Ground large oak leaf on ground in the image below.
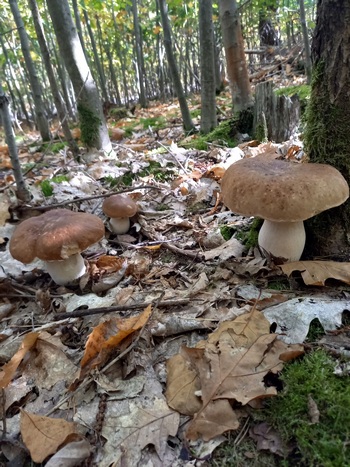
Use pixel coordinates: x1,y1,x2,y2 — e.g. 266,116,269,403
166,308,303,440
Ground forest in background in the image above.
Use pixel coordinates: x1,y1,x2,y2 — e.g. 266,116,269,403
0,0,314,127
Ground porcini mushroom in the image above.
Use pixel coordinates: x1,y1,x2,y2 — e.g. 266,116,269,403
102,193,138,234
221,158,349,262
9,209,105,285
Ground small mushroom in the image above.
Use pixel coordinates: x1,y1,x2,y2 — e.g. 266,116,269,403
9,209,105,285
102,193,138,234
221,158,349,262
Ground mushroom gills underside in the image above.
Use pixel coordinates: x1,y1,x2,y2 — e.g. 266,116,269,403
44,253,86,285
258,219,306,262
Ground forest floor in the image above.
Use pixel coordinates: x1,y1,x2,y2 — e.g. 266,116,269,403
0,85,350,466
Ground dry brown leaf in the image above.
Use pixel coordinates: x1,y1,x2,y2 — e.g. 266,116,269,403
166,354,202,416
166,308,304,441
0,333,39,389
80,304,152,370
20,410,77,463
281,260,350,286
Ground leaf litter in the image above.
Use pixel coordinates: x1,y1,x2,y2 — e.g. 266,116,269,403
0,100,350,464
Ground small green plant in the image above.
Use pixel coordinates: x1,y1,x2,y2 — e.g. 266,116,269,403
52,175,69,183
138,160,174,182
190,109,201,119
40,179,54,197
105,175,121,188
140,116,167,130
41,141,66,153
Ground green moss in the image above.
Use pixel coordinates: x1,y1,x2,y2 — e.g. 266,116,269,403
190,109,201,119
255,112,268,143
77,104,101,148
51,175,69,183
139,116,167,130
305,319,326,342
41,141,66,153
212,437,278,466
40,179,54,197
235,218,263,249
182,119,238,150
220,225,235,241
109,107,128,119
275,84,310,100
264,350,350,466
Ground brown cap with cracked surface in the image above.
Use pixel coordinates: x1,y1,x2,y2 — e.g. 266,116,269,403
9,209,105,263
221,158,349,222
102,194,137,218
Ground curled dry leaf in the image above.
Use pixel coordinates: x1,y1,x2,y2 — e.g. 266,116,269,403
281,260,350,286
0,332,39,389
79,304,152,376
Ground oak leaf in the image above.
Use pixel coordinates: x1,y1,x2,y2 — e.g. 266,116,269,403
281,260,350,286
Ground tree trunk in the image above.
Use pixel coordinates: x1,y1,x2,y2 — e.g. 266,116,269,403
199,0,216,133
132,0,147,107
158,0,194,132
0,85,30,202
298,0,312,84
46,0,113,156
9,0,51,141
81,0,109,103
219,0,252,114
27,0,79,157
304,0,350,259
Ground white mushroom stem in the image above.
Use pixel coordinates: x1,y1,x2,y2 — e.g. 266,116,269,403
109,217,130,234
258,220,306,262
44,253,86,285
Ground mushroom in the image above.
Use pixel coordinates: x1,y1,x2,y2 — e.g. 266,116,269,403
102,193,138,234
9,209,105,285
221,158,349,262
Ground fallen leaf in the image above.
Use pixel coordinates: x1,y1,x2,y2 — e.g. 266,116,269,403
281,260,350,286
166,308,303,441
80,305,152,371
0,333,39,389
45,437,91,467
249,422,287,456
20,410,77,463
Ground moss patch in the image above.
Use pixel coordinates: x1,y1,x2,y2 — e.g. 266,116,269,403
264,350,350,466
77,104,101,148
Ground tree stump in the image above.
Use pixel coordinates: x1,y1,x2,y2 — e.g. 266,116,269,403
254,81,301,142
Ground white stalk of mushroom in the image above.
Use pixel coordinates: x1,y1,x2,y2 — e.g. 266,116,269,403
221,158,349,262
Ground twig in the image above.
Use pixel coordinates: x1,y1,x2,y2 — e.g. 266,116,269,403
51,298,192,321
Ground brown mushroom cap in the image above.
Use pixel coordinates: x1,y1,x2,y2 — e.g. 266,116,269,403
102,194,138,218
9,209,105,263
221,158,349,222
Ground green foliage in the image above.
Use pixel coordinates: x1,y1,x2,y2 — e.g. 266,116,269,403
41,141,66,153
40,179,54,197
77,104,101,148
183,120,238,150
264,350,350,466
40,175,69,197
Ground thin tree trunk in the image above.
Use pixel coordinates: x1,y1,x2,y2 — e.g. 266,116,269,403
199,0,217,133
0,85,30,202
132,0,147,107
298,0,312,84
158,0,194,131
46,0,113,156
72,0,88,61
219,0,252,114
80,0,108,102
27,0,79,157
9,0,51,141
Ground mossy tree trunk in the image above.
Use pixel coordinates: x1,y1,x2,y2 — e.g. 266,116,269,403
304,0,350,259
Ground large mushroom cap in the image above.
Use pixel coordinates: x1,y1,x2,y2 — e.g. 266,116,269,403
102,194,138,218
9,209,105,263
221,158,349,222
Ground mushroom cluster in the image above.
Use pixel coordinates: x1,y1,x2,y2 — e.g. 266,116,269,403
102,193,138,234
221,158,349,262
9,209,105,285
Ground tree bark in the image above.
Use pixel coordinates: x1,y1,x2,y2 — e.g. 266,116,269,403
199,0,216,133
0,85,30,202
304,0,350,259
298,0,312,84
46,0,113,156
158,0,194,132
219,0,252,114
28,0,79,157
9,0,51,141
132,0,147,107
